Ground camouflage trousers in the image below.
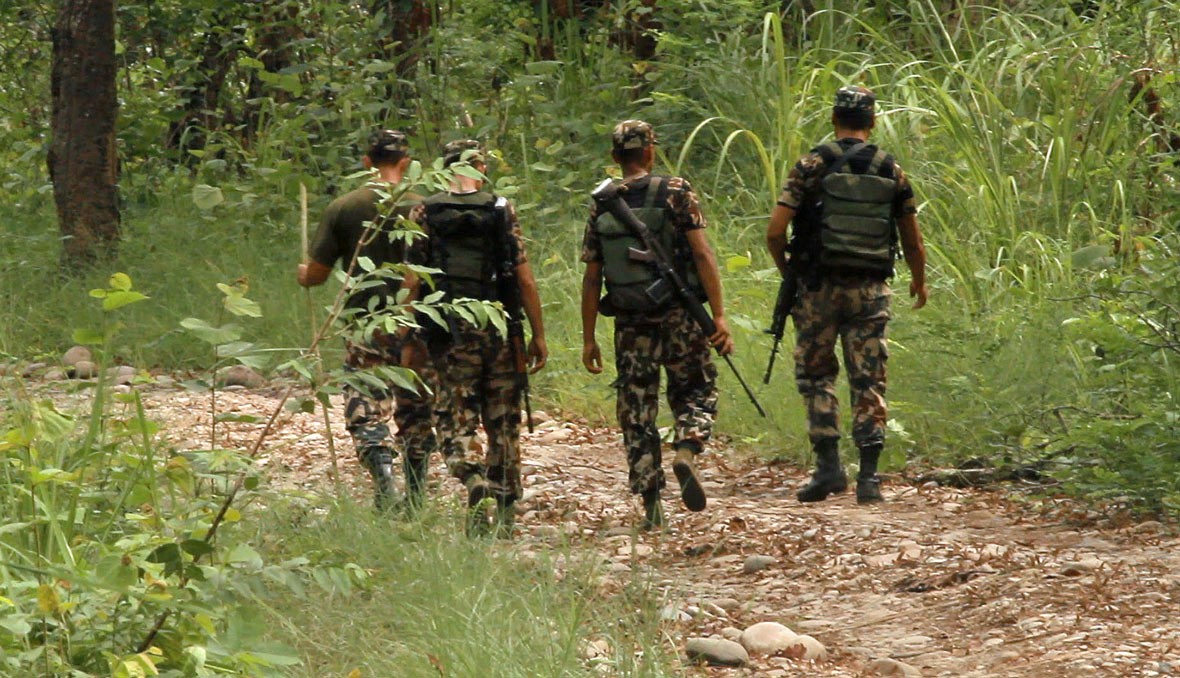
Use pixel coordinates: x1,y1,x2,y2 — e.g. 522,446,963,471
791,273,891,448
343,331,437,467
428,320,523,503
613,306,718,495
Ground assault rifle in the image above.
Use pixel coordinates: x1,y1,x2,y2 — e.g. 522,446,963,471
763,268,797,384
494,197,535,433
591,179,767,418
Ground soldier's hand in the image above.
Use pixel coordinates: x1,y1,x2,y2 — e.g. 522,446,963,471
710,316,735,356
528,336,548,374
910,280,928,310
582,341,603,374
298,260,331,287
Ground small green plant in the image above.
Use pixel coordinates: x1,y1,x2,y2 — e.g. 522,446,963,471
0,274,375,676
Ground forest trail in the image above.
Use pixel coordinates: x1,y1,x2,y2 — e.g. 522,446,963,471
140,384,1180,678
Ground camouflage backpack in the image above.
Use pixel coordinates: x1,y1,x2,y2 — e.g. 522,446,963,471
815,141,898,274
595,176,702,313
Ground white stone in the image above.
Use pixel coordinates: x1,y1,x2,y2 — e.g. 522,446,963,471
865,658,922,676
62,346,92,367
789,634,827,661
720,627,743,642
710,597,741,611
743,554,777,574
739,621,798,655
217,365,264,388
685,637,749,667
107,365,137,385
71,361,98,379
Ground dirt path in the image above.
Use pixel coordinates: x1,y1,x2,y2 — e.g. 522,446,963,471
139,384,1179,678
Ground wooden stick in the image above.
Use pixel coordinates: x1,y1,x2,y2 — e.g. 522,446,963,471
300,182,340,487
299,182,309,263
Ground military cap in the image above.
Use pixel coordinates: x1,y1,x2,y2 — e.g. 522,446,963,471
611,119,658,151
442,138,484,166
833,86,876,113
368,129,410,157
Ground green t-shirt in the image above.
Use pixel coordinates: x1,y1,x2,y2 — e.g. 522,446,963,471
308,182,421,314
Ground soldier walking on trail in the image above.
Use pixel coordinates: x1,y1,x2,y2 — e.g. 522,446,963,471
297,129,436,512
580,120,734,530
402,140,547,537
765,86,928,504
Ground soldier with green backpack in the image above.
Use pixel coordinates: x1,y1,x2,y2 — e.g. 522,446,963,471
402,140,547,537
765,86,928,504
581,120,734,530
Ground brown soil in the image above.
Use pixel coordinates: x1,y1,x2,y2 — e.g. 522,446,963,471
138,384,1179,678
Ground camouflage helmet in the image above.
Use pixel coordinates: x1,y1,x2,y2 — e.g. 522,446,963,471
442,139,484,166
611,119,658,151
833,85,876,113
367,129,410,159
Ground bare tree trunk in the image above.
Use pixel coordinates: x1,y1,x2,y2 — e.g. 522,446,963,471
50,0,120,267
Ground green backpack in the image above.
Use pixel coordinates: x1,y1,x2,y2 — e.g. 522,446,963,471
423,191,505,301
595,177,701,313
817,141,898,274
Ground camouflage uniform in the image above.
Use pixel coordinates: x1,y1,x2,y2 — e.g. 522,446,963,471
408,193,529,503
582,174,718,496
306,130,436,477
778,130,916,451
342,332,437,468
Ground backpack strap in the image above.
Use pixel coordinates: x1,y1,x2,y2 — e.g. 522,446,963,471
824,142,868,176
642,176,663,208
867,149,888,176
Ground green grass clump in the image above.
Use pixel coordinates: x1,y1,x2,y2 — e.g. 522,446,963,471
252,500,676,677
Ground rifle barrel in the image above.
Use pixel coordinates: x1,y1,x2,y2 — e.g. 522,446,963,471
723,354,767,418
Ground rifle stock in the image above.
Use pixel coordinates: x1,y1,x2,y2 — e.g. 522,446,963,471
592,179,766,418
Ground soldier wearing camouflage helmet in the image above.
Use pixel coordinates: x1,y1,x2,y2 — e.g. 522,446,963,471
402,139,547,537
297,129,437,512
765,86,928,504
581,120,734,530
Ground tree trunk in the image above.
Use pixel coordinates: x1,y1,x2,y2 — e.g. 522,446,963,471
372,0,435,115
165,14,243,157
50,0,120,267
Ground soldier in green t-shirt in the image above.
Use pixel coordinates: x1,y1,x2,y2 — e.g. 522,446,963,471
297,129,436,511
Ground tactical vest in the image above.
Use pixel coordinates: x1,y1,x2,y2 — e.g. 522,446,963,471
815,141,898,274
423,191,504,301
595,176,702,314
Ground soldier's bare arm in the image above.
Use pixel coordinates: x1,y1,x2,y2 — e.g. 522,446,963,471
580,261,604,374
515,260,548,373
684,229,734,356
766,203,795,277
896,213,928,309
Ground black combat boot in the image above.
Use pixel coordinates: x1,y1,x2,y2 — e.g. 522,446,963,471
361,446,397,512
856,443,884,504
672,444,707,512
493,497,516,540
641,489,665,531
464,473,493,537
796,438,848,503
402,454,429,512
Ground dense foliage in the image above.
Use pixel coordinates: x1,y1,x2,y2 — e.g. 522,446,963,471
2,0,1180,673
